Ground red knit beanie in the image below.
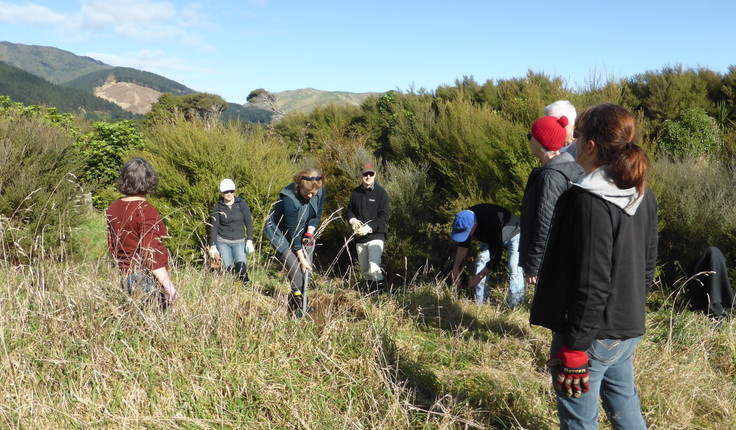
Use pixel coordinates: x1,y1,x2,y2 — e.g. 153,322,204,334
531,116,569,151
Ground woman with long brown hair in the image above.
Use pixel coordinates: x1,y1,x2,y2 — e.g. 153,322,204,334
530,104,658,429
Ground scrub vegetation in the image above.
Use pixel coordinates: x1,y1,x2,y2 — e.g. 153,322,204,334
2,64,736,428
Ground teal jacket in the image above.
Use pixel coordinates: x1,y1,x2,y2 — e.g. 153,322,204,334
264,183,325,254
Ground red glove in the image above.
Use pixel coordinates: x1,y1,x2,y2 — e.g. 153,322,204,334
301,231,314,247
547,346,590,398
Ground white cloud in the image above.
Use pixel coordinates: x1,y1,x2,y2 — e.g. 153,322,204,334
86,49,214,75
0,1,66,25
0,0,212,50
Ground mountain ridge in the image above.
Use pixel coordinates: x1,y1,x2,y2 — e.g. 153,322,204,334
0,41,381,118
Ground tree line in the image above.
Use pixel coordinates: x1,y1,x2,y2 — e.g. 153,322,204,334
2,64,736,286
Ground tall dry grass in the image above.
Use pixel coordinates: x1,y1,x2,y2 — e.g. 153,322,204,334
2,250,736,429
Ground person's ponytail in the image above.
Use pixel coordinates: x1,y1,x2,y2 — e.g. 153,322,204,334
608,142,650,195
576,103,650,194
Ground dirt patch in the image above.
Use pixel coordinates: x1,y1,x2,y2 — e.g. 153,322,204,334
304,290,367,326
94,82,162,114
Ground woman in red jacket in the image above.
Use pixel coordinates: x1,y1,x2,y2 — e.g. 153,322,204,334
530,104,658,429
106,157,178,309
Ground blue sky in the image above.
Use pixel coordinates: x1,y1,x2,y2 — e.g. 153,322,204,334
1,0,734,103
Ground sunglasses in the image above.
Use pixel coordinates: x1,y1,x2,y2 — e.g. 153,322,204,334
362,172,375,177
222,190,235,194
301,176,323,182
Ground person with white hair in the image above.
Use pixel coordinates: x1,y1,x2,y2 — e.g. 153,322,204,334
545,100,577,156
520,115,584,287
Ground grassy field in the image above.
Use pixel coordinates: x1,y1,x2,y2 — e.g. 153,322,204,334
1,249,735,429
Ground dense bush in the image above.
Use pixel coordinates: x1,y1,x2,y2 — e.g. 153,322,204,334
0,114,86,264
651,156,736,282
657,107,722,160
75,120,146,207
142,119,295,264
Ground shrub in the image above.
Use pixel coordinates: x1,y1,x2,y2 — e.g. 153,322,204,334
658,107,722,160
142,119,295,264
652,156,736,283
75,120,146,207
0,115,86,264
380,161,447,281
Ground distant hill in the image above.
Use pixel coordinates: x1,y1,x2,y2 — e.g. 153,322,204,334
0,61,133,120
0,41,111,85
65,66,198,115
1,41,381,120
274,88,380,113
63,66,196,95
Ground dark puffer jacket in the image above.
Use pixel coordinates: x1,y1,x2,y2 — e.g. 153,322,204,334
519,152,584,277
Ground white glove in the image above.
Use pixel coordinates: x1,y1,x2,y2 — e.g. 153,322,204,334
356,224,373,237
349,218,362,232
209,245,220,259
245,240,255,255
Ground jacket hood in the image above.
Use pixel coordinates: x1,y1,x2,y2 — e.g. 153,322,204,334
574,166,644,215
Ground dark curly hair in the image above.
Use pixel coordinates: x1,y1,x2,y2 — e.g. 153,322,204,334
115,157,159,196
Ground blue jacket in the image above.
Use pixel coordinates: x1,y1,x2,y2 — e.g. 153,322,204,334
264,183,325,254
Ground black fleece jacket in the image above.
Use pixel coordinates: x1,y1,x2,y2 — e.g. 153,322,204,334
529,187,658,351
209,196,254,245
346,183,390,243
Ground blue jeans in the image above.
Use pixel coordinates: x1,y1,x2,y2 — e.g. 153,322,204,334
475,233,525,307
551,333,646,430
216,240,247,269
124,272,165,309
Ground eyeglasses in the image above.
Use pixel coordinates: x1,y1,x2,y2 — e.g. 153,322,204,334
222,190,235,194
362,172,375,177
301,176,323,182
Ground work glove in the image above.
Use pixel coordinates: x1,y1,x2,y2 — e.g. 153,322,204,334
245,240,255,255
208,245,220,259
356,224,373,237
547,346,590,398
302,231,314,247
349,217,362,232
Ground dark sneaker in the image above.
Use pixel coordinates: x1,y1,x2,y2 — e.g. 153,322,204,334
289,290,304,317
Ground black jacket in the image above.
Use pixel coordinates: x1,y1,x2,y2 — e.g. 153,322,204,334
346,183,390,243
529,187,658,351
519,152,584,276
209,196,253,245
459,204,520,270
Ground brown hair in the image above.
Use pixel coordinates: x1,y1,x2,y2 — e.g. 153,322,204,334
115,157,159,196
293,168,325,193
576,103,650,194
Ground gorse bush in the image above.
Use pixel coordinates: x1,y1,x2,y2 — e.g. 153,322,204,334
142,119,295,264
0,113,86,264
